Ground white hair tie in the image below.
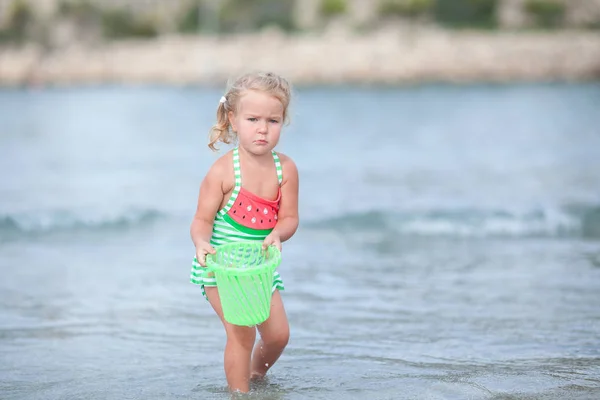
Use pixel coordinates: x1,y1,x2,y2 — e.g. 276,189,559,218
219,96,227,104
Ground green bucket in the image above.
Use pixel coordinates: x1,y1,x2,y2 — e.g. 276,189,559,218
205,241,281,327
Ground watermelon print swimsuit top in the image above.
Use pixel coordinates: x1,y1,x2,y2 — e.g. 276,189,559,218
190,147,285,300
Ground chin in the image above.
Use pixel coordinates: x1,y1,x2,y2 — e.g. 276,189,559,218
252,146,274,156
242,143,276,155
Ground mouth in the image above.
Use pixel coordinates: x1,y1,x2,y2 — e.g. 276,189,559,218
254,140,268,145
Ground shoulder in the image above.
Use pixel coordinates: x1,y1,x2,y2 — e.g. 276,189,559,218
275,151,296,168
204,150,234,186
207,150,233,174
275,151,298,182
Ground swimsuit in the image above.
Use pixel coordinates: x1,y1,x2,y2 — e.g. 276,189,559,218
190,147,285,300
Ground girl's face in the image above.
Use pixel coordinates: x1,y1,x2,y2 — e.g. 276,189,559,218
229,90,284,156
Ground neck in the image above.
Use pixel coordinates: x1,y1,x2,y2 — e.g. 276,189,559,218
237,146,273,166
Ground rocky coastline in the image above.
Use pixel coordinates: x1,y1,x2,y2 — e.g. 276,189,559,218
1,27,599,87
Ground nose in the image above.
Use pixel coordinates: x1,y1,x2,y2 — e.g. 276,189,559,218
257,120,267,134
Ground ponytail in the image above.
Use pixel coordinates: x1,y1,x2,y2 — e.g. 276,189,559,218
208,100,234,151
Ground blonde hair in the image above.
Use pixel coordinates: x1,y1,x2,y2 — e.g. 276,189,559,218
208,71,292,151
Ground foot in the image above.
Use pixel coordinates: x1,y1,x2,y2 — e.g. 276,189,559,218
249,373,269,391
250,371,266,381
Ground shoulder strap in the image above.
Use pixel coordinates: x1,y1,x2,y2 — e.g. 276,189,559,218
272,151,283,185
233,147,242,188
218,147,242,216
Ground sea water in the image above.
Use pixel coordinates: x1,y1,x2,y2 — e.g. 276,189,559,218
1,83,599,399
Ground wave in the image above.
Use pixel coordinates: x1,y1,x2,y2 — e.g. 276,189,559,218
5,204,598,241
305,204,600,239
0,208,165,239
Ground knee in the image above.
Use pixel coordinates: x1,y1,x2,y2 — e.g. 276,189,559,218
264,325,290,349
226,327,256,352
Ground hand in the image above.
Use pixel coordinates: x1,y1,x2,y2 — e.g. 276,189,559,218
262,231,282,253
195,242,216,267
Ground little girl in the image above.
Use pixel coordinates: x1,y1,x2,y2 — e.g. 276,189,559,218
189,71,299,393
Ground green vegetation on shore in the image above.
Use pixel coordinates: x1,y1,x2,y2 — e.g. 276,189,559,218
0,0,595,47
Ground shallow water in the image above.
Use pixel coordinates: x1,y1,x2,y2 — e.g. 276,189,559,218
1,83,600,399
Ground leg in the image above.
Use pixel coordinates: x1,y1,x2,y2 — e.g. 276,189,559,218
251,290,290,379
205,286,256,393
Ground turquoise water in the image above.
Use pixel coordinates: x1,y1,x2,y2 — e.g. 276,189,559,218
1,83,600,399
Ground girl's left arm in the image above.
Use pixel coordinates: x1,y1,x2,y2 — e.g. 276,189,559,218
272,154,299,242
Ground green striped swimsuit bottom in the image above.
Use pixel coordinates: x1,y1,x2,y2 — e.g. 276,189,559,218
190,147,285,300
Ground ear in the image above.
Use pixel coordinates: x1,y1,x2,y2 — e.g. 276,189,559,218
228,111,237,133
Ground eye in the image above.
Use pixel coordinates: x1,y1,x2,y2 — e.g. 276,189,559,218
269,119,280,124
248,117,257,122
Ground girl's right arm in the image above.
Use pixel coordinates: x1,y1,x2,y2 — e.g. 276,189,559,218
190,160,226,264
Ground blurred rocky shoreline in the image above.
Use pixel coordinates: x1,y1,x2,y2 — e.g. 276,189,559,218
1,27,599,86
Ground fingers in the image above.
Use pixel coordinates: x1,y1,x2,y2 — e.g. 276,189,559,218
196,251,207,267
262,239,274,250
196,244,216,267
262,238,282,252
200,244,216,255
